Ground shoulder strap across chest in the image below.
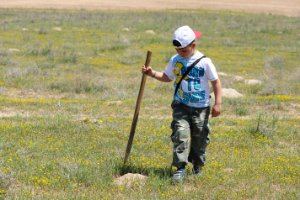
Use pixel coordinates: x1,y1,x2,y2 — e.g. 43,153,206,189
174,55,206,97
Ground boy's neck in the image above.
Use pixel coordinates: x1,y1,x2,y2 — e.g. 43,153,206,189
183,49,198,59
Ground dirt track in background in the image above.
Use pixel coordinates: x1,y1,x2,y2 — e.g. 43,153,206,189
0,0,299,17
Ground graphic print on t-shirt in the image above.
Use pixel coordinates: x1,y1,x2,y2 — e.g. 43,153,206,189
173,60,205,104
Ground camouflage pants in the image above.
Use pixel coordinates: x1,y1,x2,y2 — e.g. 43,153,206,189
170,100,210,168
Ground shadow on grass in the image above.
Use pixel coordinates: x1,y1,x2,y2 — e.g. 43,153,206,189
118,164,172,178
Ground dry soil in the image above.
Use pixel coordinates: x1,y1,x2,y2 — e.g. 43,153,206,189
0,0,299,16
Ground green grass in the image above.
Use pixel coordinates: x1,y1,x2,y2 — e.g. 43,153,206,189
0,8,299,199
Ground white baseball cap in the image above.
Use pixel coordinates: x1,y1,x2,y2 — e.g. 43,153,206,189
173,25,202,49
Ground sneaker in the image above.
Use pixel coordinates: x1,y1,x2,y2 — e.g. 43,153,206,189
172,168,186,183
192,165,202,176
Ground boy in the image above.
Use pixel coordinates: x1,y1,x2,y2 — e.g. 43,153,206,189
142,25,222,183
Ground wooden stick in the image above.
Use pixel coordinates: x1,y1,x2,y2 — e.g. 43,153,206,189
123,50,152,165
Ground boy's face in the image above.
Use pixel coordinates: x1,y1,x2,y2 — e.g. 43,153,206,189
175,43,195,59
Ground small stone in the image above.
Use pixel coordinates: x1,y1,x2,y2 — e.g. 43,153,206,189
218,72,228,76
114,173,147,187
8,48,20,53
245,79,262,85
211,88,243,99
233,75,244,81
122,27,130,32
53,27,62,31
145,30,156,35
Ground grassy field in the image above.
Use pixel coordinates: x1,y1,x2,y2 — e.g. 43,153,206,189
0,8,299,199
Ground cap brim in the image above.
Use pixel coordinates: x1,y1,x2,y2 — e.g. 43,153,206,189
194,31,202,39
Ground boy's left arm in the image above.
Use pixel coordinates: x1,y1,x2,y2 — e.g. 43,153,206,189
211,79,222,117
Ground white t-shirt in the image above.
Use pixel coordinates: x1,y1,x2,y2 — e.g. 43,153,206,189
164,51,218,108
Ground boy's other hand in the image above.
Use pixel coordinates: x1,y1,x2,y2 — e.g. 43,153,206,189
211,104,221,117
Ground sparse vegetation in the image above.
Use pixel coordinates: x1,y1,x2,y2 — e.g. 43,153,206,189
0,8,299,199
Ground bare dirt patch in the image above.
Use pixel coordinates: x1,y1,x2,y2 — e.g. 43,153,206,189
0,0,299,16
114,173,147,187
0,107,28,118
1,88,64,100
